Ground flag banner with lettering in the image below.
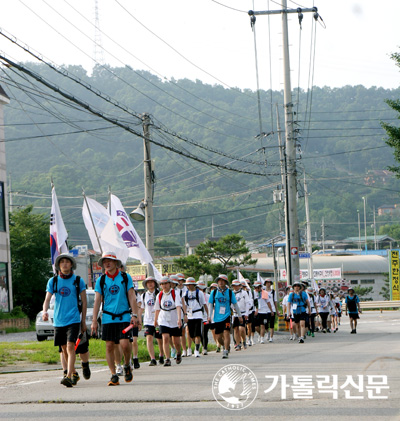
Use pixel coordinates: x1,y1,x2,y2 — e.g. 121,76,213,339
50,186,68,273
109,194,152,264
82,196,129,264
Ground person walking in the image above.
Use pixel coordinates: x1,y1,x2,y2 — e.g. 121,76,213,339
287,281,311,343
91,252,139,386
345,287,362,333
42,253,87,387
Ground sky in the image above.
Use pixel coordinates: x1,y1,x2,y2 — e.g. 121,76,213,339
0,0,399,92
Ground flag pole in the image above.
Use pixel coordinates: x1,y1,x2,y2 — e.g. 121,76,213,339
82,188,103,254
108,185,112,216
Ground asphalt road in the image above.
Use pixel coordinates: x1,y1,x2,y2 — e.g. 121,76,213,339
0,311,399,420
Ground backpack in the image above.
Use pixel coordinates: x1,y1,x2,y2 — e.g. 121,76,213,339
346,295,359,313
142,289,159,306
53,275,82,313
184,289,203,314
158,289,176,311
100,271,131,320
289,291,307,307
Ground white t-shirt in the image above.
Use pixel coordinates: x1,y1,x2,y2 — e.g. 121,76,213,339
155,290,182,328
202,292,210,321
316,295,330,313
265,288,277,312
308,293,316,314
184,289,206,320
256,290,271,314
233,289,250,317
141,290,158,326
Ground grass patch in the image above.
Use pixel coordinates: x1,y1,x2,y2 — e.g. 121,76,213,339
0,336,216,368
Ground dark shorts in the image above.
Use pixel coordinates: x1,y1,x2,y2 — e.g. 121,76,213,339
348,313,360,320
293,312,307,324
54,323,80,347
130,327,139,338
144,325,162,340
246,312,254,324
253,313,260,327
267,313,276,329
102,322,132,344
214,316,231,335
187,318,203,338
233,317,246,328
159,325,182,337
258,313,269,327
58,330,89,354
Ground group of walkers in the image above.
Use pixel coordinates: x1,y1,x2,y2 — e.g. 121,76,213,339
43,251,362,387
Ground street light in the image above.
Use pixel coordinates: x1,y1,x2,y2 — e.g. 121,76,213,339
362,196,367,253
130,201,146,222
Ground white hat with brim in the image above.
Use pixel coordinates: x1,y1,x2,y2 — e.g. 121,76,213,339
264,278,273,285
184,277,197,286
215,274,229,284
170,275,179,285
159,276,171,285
196,281,207,289
232,280,241,286
143,276,158,289
55,253,77,271
98,251,122,268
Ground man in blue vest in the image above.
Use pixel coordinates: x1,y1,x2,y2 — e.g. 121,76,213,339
208,274,242,359
42,253,87,387
91,252,139,386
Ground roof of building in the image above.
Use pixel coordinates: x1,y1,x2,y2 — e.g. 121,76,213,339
0,84,10,103
231,254,389,274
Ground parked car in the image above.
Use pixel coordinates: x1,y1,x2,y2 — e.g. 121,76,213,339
35,289,101,341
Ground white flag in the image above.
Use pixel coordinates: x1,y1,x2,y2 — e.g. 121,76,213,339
151,262,162,282
109,194,153,264
50,186,68,273
311,278,319,293
82,196,129,264
257,272,264,284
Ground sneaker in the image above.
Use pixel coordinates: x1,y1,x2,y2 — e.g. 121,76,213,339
164,358,171,367
222,350,229,359
159,356,165,365
149,359,157,366
299,338,304,344
260,338,265,344
132,358,140,369
187,349,192,357
194,350,200,358
350,329,355,334
82,364,91,380
61,376,73,387
182,350,187,357
322,329,327,333
71,372,80,385
327,328,331,333
124,365,133,383
235,344,242,351
116,364,123,376
216,346,221,353
248,339,252,347
203,350,208,355
269,338,273,343
354,329,357,334
171,348,177,359
176,353,182,364
311,332,315,337
108,374,119,386
243,342,247,350
251,338,256,346
266,333,270,341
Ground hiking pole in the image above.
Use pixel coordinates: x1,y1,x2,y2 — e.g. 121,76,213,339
122,324,134,334
75,333,83,351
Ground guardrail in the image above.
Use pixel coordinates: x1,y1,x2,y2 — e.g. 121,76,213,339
341,300,400,310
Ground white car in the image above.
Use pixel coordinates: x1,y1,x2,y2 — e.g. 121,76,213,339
35,289,101,341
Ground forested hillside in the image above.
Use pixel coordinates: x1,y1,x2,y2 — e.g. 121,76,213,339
2,62,400,250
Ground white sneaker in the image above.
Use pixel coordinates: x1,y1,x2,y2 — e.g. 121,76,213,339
222,350,229,359
269,337,273,343
116,364,123,376
182,350,187,357
251,337,255,346
187,349,192,357
203,350,208,355
266,333,270,341
194,350,200,358
260,338,265,344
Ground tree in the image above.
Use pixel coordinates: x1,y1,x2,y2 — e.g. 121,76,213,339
353,286,373,301
10,206,51,319
382,51,400,176
195,234,257,270
154,239,183,257
379,273,391,301
173,254,222,280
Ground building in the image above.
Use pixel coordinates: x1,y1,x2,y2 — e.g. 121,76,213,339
231,253,390,301
0,84,12,312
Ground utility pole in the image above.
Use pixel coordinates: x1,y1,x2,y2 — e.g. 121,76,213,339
248,4,318,282
304,174,313,278
321,217,325,253
373,205,377,250
142,113,155,276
